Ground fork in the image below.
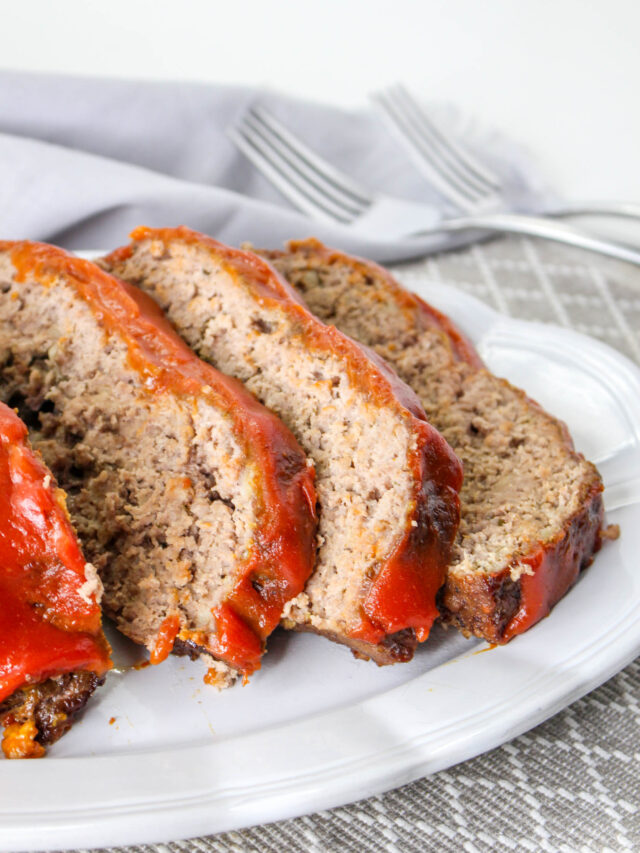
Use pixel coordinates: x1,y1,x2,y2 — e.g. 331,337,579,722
372,83,640,221
228,105,640,266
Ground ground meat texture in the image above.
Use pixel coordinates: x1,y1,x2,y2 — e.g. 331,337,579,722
0,242,317,683
102,227,463,665
261,239,605,644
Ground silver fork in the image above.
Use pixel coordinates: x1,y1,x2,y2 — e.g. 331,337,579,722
372,83,502,214
228,105,640,265
372,83,640,221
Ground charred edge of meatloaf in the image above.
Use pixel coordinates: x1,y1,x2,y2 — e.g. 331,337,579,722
437,573,522,643
285,622,418,665
172,638,240,688
440,489,604,643
0,671,104,746
171,637,210,661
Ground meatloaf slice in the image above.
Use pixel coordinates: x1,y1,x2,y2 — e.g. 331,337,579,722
0,402,111,758
260,239,605,644
0,241,317,685
102,226,463,665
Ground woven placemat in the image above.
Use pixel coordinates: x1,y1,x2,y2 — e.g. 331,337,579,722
62,236,640,853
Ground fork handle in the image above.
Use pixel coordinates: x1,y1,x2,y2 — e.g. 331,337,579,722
548,201,640,221
425,213,640,266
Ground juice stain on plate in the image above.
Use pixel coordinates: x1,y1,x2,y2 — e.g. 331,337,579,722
472,644,497,655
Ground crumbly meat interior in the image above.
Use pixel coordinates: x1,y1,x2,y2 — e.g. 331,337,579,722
105,241,416,640
0,257,259,680
267,253,600,584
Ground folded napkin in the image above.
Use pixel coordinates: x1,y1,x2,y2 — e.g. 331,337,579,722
0,72,552,262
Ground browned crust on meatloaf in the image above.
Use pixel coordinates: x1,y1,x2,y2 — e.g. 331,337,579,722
0,240,317,679
290,623,419,664
173,623,417,665
261,238,606,644
102,227,464,664
0,672,104,748
442,484,604,641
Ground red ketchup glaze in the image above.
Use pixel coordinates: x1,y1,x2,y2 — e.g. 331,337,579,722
149,614,181,665
2,240,317,678
0,403,111,704
206,604,264,675
354,423,463,645
112,228,463,651
502,486,603,641
503,546,571,641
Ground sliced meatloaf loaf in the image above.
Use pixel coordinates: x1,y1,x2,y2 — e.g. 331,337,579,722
0,402,111,758
102,226,463,665
0,241,317,685
260,239,605,644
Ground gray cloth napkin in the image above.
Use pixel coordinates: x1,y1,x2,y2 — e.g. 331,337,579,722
0,72,551,260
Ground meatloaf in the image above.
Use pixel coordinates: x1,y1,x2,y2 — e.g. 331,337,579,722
0,241,317,685
102,226,463,665
260,239,605,644
0,402,111,758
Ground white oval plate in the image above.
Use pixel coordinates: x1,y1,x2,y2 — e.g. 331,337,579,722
1,279,639,852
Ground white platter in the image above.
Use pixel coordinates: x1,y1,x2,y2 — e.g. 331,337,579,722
1,278,639,852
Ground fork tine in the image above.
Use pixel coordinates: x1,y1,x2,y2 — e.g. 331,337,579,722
244,111,367,217
391,85,502,193
374,89,482,212
228,121,356,224
378,86,486,204
390,85,501,195
250,106,373,210
242,113,366,220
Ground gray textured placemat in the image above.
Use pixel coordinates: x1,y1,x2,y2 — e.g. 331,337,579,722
61,235,640,853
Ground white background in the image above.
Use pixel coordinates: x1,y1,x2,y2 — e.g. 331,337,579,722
1,0,639,198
